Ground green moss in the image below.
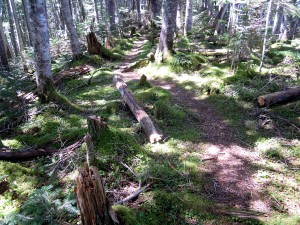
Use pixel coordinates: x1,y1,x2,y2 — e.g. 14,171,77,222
153,100,186,122
112,205,139,225
168,52,206,73
134,86,172,103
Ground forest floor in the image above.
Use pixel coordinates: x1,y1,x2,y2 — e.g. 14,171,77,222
116,38,270,213
0,35,300,225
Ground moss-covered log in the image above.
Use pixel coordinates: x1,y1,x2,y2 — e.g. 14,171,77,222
113,75,163,143
258,86,300,107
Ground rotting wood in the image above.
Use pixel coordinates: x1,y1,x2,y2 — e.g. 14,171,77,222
75,165,118,225
257,86,300,107
86,32,116,60
0,138,84,161
85,133,96,167
113,75,163,143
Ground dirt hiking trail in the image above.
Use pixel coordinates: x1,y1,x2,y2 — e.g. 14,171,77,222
114,38,270,215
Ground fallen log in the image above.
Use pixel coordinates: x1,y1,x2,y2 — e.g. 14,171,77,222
0,138,84,161
257,86,300,107
176,48,230,56
113,75,163,143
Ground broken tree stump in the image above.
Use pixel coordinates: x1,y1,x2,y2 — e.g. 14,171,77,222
75,165,117,225
257,86,300,107
113,75,163,143
87,115,107,142
85,133,96,166
86,32,117,60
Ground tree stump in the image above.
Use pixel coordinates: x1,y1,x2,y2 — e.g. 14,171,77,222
85,133,96,166
75,165,117,225
87,115,107,143
87,32,102,55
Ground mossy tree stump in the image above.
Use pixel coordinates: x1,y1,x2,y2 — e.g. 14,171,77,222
87,115,107,143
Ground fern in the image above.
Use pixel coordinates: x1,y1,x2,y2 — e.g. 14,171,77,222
5,185,78,225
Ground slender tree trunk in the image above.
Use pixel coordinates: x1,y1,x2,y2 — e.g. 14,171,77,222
259,0,273,71
7,0,19,56
136,0,141,23
21,0,33,46
107,0,116,33
214,4,228,35
29,0,56,101
94,0,100,24
176,0,183,33
60,0,83,60
155,0,178,62
272,2,282,35
184,0,193,36
9,0,24,54
78,0,86,21
0,0,8,67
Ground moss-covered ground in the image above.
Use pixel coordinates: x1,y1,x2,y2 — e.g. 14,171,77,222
0,34,299,225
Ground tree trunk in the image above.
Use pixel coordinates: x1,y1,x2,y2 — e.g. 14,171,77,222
258,86,300,107
86,32,115,59
107,0,116,33
21,0,34,46
136,0,141,23
155,0,178,61
184,0,193,36
259,0,273,72
9,0,24,53
0,0,8,67
60,0,83,60
75,165,116,225
78,0,86,21
176,0,183,33
94,0,100,24
213,4,228,35
113,75,163,143
29,0,56,101
7,0,19,56
149,0,162,20
272,3,282,35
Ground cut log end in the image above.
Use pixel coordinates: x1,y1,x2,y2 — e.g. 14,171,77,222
257,96,265,107
149,133,163,144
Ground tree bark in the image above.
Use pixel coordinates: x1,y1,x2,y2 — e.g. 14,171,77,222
136,0,141,23
259,0,273,72
0,0,8,67
29,0,56,101
21,0,34,46
149,0,162,20
184,0,193,36
107,0,116,33
7,0,18,56
75,165,116,225
60,0,83,60
86,32,116,59
113,75,163,143
9,0,24,53
87,115,107,143
155,0,178,61
272,2,282,35
176,0,183,34
257,86,300,107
